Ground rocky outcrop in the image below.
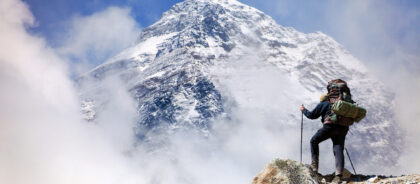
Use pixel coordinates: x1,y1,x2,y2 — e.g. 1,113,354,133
252,159,420,184
252,159,317,184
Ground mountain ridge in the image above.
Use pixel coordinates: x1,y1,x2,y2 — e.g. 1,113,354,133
77,0,404,172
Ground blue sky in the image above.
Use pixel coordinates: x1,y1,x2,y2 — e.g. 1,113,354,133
23,0,183,40
22,0,419,77
23,0,420,39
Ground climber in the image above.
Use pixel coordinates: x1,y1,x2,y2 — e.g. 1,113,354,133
300,91,349,183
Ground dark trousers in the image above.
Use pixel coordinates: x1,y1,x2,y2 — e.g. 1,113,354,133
310,124,348,175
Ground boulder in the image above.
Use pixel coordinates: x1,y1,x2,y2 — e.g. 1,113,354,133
252,159,317,184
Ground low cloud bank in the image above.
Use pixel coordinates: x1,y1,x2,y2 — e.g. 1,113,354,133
0,1,320,181
0,0,287,183
0,0,144,183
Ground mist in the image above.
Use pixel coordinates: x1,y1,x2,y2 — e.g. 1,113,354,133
0,0,300,183
244,0,420,174
1,0,419,183
0,0,144,183
0,0,321,181
322,0,420,173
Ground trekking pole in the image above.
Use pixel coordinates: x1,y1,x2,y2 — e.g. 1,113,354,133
300,105,303,163
345,147,357,175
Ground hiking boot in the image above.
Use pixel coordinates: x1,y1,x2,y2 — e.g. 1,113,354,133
310,159,318,173
331,175,342,184
335,168,343,178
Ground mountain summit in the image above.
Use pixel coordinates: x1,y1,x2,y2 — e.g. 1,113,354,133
77,0,403,170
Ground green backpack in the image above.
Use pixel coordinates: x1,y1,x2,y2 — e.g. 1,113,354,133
332,100,367,123
325,79,367,126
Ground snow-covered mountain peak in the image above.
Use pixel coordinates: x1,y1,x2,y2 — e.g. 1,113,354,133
100,0,277,67
99,0,367,76
168,0,255,13
78,0,404,171
189,0,242,5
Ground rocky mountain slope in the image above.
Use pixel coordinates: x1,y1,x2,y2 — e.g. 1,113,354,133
76,0,404,170
252,159,420,184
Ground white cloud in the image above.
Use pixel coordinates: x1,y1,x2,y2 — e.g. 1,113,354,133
56,6,141,74
0,0,145,183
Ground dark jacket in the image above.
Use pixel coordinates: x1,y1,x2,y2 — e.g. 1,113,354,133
302,101,331,123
